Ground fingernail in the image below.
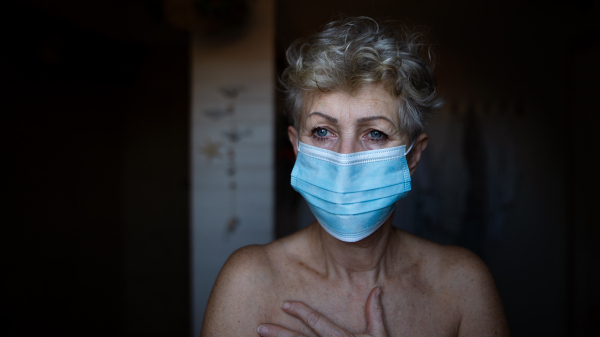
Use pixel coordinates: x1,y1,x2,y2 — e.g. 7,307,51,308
282,301,291,309
258,325,267,334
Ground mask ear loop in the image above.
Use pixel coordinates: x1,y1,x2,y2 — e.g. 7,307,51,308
404,141,415,156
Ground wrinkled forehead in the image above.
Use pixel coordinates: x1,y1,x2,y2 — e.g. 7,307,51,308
299,84,401,128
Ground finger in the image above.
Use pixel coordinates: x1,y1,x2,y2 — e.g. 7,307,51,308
281,301,351,337
257,324,307,337
364,286,386,336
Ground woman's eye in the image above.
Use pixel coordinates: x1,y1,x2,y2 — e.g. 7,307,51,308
369,130,385,139
315,128,329,137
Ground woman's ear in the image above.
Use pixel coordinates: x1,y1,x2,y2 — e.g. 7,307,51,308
288,126,299,157
408,133,428,176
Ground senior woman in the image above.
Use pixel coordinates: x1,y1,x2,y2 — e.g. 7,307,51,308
201,17,509,337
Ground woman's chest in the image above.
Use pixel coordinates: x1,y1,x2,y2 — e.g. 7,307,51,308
264,278,460,337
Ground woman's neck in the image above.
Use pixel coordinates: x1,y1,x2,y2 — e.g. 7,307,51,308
309,218,397,284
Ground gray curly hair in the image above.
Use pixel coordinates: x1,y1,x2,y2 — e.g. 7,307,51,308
281,16,443,142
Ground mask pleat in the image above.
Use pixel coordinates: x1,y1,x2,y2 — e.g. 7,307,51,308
291,141,412,242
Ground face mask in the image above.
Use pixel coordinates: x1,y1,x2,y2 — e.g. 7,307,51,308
291,141,413,242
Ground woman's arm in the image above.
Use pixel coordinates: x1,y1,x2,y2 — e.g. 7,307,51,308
201,245,273,337
446,247,510,337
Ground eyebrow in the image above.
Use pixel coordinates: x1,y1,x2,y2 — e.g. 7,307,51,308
305,112,338,123
305,112,396,127
356,116,395,125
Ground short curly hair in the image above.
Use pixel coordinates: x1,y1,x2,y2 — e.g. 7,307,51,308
281,16,443,142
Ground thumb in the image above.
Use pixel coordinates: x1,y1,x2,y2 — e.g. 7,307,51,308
364,286,386,336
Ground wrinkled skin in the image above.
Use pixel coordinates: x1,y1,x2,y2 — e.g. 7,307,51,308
201,85,510,337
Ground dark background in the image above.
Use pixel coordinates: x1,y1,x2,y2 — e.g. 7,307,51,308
3,0,599,336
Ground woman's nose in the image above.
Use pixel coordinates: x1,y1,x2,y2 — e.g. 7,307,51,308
337,138,363,154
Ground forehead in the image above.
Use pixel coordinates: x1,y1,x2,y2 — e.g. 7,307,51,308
301,84,400,124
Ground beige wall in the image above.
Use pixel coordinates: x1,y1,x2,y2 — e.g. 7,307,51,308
190,0,275,335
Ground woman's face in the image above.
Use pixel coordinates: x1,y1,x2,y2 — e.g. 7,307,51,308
296,83,408,153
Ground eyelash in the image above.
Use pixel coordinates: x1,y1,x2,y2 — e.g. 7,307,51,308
367,130,389,142
310,127,389,142
311,127,333,141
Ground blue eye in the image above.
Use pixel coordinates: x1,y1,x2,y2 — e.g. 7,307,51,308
369,130,384,138
316,128,329,137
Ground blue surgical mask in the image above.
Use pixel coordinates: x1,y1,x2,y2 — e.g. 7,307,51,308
291,141,413,242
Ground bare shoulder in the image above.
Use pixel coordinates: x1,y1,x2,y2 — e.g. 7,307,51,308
201,244,275,337
398,231,510,336
209,244,276,294
200,233,303,337
436,245,495,290
397,230,496,289
439,246,510,336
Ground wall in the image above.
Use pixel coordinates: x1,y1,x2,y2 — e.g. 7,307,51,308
190,0,275,335
274,0,600,335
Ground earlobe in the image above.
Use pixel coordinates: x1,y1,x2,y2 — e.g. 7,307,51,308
408,133,428,176
288,126,298,157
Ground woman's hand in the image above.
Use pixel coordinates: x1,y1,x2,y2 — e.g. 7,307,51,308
257,286,388,337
